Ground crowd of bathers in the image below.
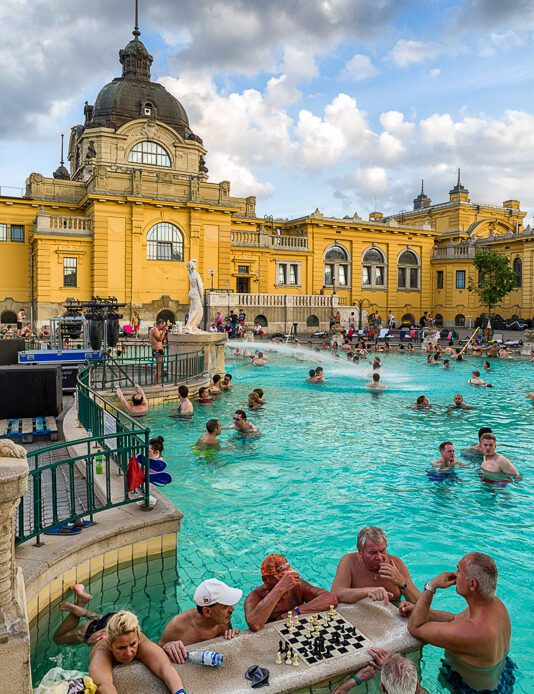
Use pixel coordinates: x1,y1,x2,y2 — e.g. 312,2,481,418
53,526,515,694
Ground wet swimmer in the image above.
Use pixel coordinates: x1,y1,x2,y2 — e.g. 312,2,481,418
468,370,492,387
195,419,222,450
429,441,469,479
332,526,420,606
306,368,318,383
210,373,223,395
247,391,263,409
409,395,441,410
250,351,267,366
197,386,213,404
253,387,265,403
314,366,325,382
480,433,521,484
89,611,185,694
447,393,475,411
367,372,386,390
245,554,337,630
221,373,233,390
406,553,515,694
231,409,259,435
159,579,242,664
171,384,193,418
443,359,451,369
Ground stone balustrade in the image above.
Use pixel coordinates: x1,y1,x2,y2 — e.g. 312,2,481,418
432,244,476,259
207,292,337,309
231,230,308,250
35,212,92,234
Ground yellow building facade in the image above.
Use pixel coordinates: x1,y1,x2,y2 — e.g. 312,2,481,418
0,29,532,331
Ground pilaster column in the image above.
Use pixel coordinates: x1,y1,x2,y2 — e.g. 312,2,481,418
0,447,31,693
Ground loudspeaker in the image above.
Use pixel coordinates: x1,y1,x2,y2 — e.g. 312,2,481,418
0,365,63,418
0,338,25,365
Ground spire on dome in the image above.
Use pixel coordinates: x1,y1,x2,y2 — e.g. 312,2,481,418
53,133,70,180
119,0,153,81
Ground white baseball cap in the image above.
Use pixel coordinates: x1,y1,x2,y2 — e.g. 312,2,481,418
193,578,243,607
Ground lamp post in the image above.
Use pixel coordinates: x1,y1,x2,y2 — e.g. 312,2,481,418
208,269,215,290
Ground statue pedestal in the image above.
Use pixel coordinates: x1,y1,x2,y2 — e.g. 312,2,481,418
168,332,228,375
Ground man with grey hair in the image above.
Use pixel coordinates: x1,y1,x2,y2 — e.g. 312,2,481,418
332,527,420,606
406,552,515,692
331,650,428,693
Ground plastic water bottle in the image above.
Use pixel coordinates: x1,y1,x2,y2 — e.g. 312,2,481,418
187,650,224,667
95,454,103,474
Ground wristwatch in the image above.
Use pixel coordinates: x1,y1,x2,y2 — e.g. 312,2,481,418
424,582,435,593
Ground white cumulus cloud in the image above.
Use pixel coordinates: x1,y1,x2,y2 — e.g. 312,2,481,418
388,39,439,67
342,54,378,80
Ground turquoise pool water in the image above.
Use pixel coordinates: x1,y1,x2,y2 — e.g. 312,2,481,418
33,347,533,691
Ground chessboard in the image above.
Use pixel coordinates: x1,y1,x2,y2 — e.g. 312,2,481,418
274,610,372,666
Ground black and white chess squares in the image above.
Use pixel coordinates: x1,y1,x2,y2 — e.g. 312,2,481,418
275,610,372,667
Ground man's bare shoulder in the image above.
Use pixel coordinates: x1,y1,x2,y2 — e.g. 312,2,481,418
338,551,358,564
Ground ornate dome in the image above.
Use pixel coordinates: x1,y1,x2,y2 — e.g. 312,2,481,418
85,30,199,142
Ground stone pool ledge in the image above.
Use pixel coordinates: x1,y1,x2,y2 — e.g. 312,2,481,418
16,402,183,622
112,602,421,694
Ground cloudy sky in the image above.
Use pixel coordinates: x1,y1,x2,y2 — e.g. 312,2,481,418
1,0,534,221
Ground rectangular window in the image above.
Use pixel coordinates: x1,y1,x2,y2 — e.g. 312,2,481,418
324,264,334,286
63,257,77,287
410,268,419,289
289,264,298,285
437,270,444,289
156,242,173,261
0,224,6,241
362,266,371,286
398,267,406,288
456,270,466,289
338,265,347,286
11,225,24,242
375,266,384,286
237,265,249,274
278,264,287,285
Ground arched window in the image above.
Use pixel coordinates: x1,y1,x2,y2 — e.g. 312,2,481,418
362,247,386,287
397,250,420,289
129,141,171,167
455,314,466,327
434,313,444,327
513,257,522,288
324,245,350,288
254,314,268,327
1,310,17,324
156,310,176,325
147,223,184,261
401,313,415,326
306,314,319,327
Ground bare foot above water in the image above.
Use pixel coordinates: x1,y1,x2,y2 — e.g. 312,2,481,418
72,583,93,605
58,602,87,617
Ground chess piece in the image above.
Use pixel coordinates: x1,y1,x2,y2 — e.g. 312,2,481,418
285,649,293,665
292,651,299,667
275,650,282,665
293,610,300,625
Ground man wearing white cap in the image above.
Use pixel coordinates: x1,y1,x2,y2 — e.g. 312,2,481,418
159,578,243,664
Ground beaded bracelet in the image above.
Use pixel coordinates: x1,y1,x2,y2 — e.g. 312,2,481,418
351,673,363,685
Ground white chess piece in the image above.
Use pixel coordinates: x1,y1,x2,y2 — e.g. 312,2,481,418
276,650,282,665
285,650,292,665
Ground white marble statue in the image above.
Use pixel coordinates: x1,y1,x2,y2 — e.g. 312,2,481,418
185,259,205,333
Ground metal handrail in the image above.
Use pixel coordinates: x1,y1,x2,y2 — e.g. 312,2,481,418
90,348,205,391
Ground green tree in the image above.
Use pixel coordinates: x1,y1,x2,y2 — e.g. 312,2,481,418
468,248,516,333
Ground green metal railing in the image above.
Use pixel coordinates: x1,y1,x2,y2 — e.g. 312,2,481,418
92,348,205,390
16,366,150,546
